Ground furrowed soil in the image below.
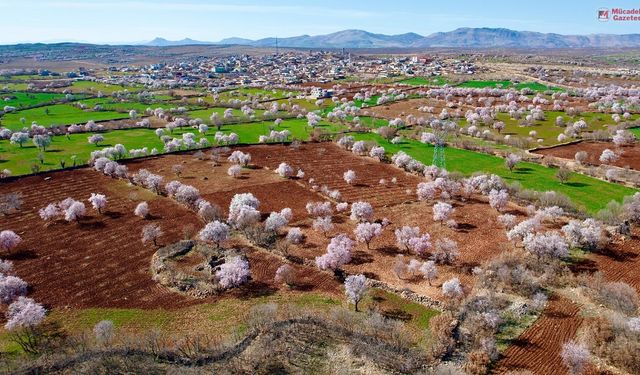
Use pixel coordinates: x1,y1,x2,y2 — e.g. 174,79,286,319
534,141,640,171
571,228,640,293
494,295,583,375
0,165,342,310
0,169,201,309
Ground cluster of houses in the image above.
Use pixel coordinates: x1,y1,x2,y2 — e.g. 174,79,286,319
93,51,478,90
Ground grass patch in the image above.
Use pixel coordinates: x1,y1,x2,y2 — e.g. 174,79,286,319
0,103,131,129
69,80,145,94
360,288,439,330
461,111,639,147
53,308,174,332
1,92,66,108
0,118,347,175
398,76,448,86
456,80,561,92
496,312,539,351
352,132,637,213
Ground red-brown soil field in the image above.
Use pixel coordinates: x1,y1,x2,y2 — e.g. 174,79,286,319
0,164,342,310
535,141,640,171
572,228,640,293
494,295,584,375
0,169,202,309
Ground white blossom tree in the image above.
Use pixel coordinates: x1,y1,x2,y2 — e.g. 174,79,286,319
433,202,454,225
350,201,373,222
344,274,367,311
141,224,163,246
0,231,21,253
134,202,149,219
216,256,250,289
560,340,590,375
353,222,382,249
275,162,294,178
442,277,463,299
198,220,230,248
420,261,438,285
88,193,107,214
274,264,295,286
315,234,354,271
343,170,357,185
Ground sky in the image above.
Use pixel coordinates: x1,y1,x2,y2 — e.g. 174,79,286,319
0,0,639,44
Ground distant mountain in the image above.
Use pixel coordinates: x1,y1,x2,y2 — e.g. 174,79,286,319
216,28,640,49
145,37,212,46
218,37,256,45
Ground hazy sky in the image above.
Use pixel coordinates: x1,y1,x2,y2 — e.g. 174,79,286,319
1,0,639,44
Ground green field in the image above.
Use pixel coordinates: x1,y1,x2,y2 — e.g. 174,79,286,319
0,289,437,356
353,132,637,213
1,92,66,108
76,98,176,113
0,118,346,175
0,83,29,91
456,80,560,91
398,76,448,86
187,107,267,121
217,87,294,102
0,103,131,129
468,111,639,146
68,80,145,94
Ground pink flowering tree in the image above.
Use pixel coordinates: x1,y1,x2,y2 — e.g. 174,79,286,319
344,274,367,311
442,277,463,299
64,201,86,222
353,222,382,249
275,162,294,178
265,209,290,233
599,149,618,164
488,189,509,212
39,203,61,222
523,232,568,259
141,224,163,247
420,261,438,286
216,256,250,289
5,296,46,354
433,202,454,225
0,275,28,303
343,170,357,185
504,154,521,172
560,340,590,375
497,214,517,230
313,216,334,237
315,234,354,272
416,182,436,201
198,220,230,248
274,264,295,287
350,201,373,222
395,226,420,252
227,164,242,178
306,201,333,218
134,202,149,219
432,238,459,265
0,231,21,253
228,193,261,229
286,227,304,244
409,234,432,256
88,193,107,214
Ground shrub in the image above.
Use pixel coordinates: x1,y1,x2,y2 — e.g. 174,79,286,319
561,340,590,375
